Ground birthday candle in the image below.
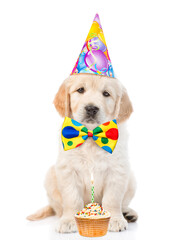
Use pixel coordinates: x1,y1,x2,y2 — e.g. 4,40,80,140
91,172,94,203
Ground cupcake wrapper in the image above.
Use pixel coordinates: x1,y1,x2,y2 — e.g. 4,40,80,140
75,216,110,237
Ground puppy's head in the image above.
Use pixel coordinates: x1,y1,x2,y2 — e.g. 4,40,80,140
54,74,133,127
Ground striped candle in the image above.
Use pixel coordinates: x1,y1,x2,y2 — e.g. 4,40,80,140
91,173,94,203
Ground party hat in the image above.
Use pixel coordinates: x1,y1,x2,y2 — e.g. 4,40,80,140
71,14,115,78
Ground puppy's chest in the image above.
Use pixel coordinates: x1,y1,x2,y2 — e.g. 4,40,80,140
80,161,106,203
73,139,109,168
72,140,109,189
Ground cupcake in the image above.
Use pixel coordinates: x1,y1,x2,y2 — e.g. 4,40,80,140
75,203,111,237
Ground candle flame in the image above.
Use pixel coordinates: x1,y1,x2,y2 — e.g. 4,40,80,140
91,172,94,184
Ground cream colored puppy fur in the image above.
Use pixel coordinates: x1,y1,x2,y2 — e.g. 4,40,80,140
27,74,138,232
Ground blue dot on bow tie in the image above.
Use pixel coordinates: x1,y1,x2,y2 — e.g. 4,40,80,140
62,126,79,138
102,146,112,154
82,135,88,140
113,119,117,124
71,119,83,126
92,135,98,141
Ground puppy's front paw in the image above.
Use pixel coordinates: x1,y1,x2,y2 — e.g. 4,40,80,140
109,216,128,232
55,217,77,233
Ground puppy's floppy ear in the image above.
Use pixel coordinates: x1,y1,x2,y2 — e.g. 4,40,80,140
53,80,71,117
116,89,133,124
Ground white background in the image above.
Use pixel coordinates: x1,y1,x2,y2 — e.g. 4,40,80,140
0,0,179,239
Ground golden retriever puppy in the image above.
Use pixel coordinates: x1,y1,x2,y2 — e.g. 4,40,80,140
27,73,138,232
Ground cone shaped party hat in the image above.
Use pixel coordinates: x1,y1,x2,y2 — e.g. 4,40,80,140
71,14,115,78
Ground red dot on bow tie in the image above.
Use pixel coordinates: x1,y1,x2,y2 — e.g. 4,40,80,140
103,121,110,126
88,132,93,137
76,143,83,148
105,128,118,140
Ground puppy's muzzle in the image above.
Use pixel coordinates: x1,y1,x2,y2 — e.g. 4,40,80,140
85,105,99,118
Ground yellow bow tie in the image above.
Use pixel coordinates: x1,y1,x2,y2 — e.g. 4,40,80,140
61,117,118,154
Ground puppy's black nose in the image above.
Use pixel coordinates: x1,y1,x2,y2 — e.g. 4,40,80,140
85,105,99,117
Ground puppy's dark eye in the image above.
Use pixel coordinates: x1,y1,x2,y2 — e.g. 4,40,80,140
77,87,85,94
103,91,110,97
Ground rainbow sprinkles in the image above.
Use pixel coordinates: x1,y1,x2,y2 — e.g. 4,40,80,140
75,203,110,219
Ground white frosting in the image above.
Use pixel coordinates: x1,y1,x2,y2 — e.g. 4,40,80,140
75,203,111,219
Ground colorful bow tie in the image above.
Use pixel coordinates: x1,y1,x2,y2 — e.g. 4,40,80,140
61,117,118,154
